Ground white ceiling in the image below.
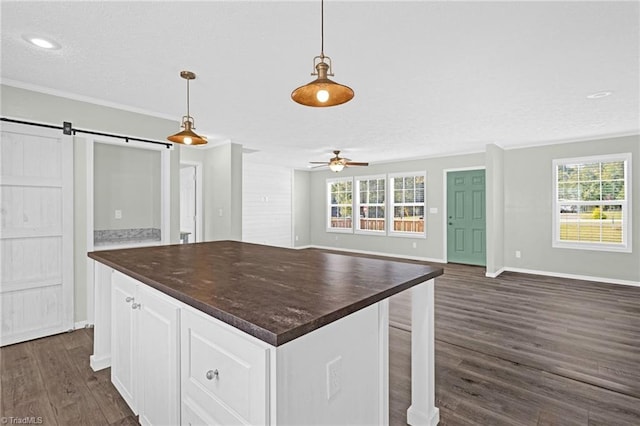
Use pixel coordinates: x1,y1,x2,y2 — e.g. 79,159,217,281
2,1,639,169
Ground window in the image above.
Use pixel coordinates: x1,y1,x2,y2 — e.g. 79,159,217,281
553,153,631,252
356,176,386,234
389,173,426,237
327,178,353,232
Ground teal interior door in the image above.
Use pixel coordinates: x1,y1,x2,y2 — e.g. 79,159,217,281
447,169,486,266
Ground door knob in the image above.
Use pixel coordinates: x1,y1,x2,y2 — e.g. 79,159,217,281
206,369,219,380
125,297,134,303
131,303,141,310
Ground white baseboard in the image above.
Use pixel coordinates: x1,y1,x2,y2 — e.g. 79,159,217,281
292,245,314,250
407,406,440,426
90,354,111,372
502,267,640,288
307,245,446,264
74,320,91,329
485,267,505,278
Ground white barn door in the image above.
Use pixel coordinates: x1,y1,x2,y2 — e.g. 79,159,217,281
0,122,74,346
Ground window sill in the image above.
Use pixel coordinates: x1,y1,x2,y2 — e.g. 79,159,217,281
552,241,631,253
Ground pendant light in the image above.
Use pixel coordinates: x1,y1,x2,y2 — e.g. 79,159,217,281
167,70,207,146
291,0,354,107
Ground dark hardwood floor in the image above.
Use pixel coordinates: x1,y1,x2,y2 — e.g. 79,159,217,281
2,263,639,425
389,263,640,425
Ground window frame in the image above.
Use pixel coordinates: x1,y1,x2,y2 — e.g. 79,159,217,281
326,177,354,233
355,174,387,235
388,172,427,239
552,153,632,252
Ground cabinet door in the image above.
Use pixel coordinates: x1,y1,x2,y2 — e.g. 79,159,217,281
111,272,138,413
181,308,269,425
137,285,180,426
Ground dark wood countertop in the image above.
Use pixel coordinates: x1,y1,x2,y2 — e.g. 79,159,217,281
89,241,443,346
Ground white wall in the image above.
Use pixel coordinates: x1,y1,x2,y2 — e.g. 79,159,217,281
94,143,161,230
242,162,292,247
503,135,639,282
485,143,505,275
293,170,311,247
205,143,243,241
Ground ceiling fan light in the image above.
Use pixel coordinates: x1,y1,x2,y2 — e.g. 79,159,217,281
329,161,345,172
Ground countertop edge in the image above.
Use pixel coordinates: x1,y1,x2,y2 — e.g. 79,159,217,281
88,250,443,347
88,252,280,345
274,270,442,346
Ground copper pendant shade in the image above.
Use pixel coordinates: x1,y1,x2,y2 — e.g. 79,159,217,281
167,71,207,146
291,0,354,107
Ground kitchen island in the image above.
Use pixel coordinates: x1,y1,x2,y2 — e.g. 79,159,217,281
89,241,442,425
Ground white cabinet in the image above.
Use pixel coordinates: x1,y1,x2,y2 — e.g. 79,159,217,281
94,269,432,426
181,308,269,425
111,272,137,410
111,271,180,426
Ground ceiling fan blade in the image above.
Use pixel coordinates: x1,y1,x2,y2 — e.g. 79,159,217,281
345,162,369,167
309,161,329,164
310,164,328,169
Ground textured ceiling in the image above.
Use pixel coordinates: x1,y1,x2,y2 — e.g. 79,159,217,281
2,1,639,169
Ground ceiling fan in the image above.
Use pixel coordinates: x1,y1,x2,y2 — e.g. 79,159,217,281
310,150,369,172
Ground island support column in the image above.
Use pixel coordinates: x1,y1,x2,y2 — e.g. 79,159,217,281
90,261,112,371
407,279,439,425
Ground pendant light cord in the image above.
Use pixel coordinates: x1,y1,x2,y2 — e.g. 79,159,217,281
186,78,190,119
320,0,324,58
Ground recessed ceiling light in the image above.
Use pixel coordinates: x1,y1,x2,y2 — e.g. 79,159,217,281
586,91,613,99
22,34,61,50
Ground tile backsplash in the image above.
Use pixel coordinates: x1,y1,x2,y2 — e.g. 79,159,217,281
94,228,161,246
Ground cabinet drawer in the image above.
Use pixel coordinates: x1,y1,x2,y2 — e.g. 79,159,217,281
181,308,269,425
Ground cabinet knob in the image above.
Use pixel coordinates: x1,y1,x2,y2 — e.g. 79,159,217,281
125,296,135,303
131,303,141,310
206,369,219,380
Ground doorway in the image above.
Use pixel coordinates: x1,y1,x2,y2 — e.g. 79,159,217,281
446,169,486,266
180,162,202,243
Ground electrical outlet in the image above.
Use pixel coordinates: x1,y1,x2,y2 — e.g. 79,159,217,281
515,250,521,258
115,209,122,219
326,356,342,400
